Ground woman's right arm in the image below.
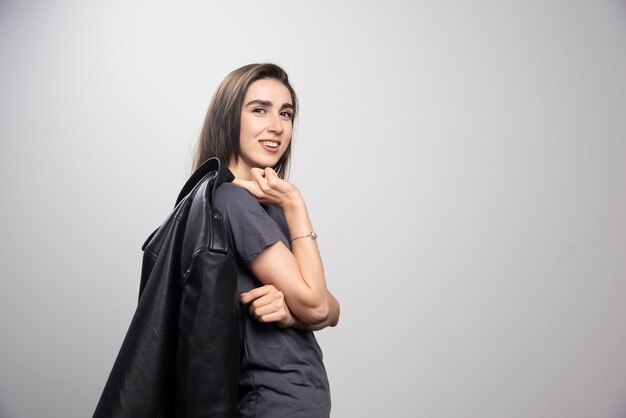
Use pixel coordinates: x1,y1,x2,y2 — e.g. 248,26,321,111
290,291,340,330
235,167,340,327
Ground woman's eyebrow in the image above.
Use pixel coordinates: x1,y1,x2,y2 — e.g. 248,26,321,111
245,99,293,110
245,99,272,107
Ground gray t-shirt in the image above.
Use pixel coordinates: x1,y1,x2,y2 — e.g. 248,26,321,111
214,182,331,418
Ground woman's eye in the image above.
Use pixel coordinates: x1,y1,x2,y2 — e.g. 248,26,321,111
253,108,266,114
280,111,293,120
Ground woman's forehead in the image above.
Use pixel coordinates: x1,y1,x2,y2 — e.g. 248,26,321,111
245,79,292,105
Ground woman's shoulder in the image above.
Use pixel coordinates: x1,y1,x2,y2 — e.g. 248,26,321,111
214,182,285,226
213,182,257,210
213,182,286,263
213,182,279,221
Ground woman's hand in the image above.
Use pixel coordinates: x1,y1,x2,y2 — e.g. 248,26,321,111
232,167,302,209
241,284,295,328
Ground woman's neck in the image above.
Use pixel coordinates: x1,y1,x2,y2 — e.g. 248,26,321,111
227,157,253,181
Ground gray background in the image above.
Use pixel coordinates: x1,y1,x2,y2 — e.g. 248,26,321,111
1,1,625,417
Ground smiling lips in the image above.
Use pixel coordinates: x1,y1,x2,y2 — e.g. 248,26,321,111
259,140,280,153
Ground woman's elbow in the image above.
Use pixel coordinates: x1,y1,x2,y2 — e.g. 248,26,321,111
328,299,340,327
295,300,330,325
289,290,340,326
308,296,340,327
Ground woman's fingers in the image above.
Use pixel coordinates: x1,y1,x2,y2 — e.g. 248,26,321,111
257,311,288,325
232,167,298,208
248,290,284,317
251,298,285,319
251,168,271,194
232,178,272,205
251,167,266,177
245,169,273,204
241,284,276,304
264,167,280,188
241,284,291,325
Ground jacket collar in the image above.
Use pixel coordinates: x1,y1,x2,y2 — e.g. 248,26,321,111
175,157,234,206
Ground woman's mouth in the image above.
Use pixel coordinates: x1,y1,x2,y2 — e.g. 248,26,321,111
259,140,280,153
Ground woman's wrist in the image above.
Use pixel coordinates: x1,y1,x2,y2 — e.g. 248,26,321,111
278,308,297,328
281,189,305,211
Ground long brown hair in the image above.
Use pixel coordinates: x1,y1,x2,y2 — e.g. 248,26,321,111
192,63,298,178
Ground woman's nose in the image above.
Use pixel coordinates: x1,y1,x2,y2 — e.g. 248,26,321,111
267,113,284,134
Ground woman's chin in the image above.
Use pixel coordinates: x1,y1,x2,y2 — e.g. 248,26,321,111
254,157,282,169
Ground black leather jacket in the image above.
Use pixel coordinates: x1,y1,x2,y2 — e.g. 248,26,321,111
94,158,240,418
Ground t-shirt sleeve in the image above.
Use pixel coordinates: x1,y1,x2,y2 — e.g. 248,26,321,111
214,183,285,265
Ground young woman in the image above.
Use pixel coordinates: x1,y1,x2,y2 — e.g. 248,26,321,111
192,63,340,417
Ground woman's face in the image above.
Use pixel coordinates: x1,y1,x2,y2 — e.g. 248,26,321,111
230,78,293,179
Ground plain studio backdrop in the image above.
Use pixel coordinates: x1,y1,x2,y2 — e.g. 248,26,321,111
1,1,625,417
